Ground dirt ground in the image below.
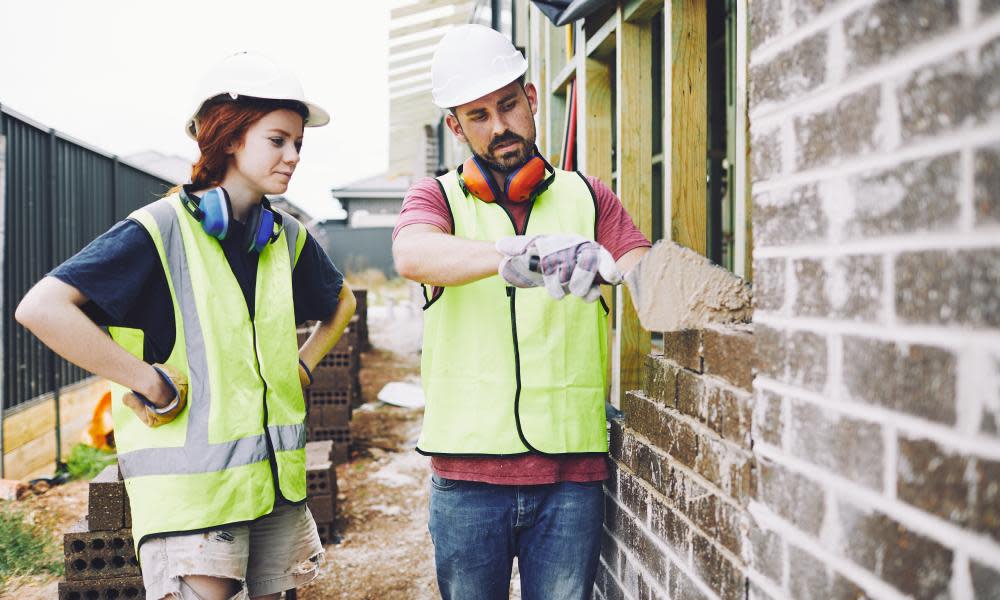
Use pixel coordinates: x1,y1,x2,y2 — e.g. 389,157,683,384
1,299,526,600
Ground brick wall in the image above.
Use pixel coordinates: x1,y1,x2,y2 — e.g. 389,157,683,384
746,0,1000,597
597,1,1000,598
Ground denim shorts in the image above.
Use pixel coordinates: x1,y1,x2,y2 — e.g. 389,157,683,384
138,502,325,600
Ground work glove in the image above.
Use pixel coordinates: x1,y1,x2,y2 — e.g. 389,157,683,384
496,234,622,302
123,364,188,428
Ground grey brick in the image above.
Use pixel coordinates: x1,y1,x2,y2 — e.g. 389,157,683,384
788,401,884,490
752,389,784,447
755,458,825,535
896,249,1000,329
979,37,1000,118
750,32,827,108
845,153,961,238
844,0,959,69
899,54,978,141
974,458,1000,543
753,258,786,312
975,144,1000,226
786,330,827,392
971,560,1000,600
748,526,784,585
790,0,829,25
753,324,786,381
787,544,869,600
793,259,831,317
752,126,782,182
753,184,827,246
644,354,678,408
835,255,883,322
843,336,957,424
838,501,953,599
750,0,783,51
796,86,881,170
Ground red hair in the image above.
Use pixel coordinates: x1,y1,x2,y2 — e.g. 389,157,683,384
174,98,307,192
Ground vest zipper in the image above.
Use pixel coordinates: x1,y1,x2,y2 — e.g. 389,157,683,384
250,321,286,503
507,286,540,453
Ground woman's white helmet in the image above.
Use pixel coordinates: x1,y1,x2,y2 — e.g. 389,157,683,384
185,51,330,139
431,24,528,109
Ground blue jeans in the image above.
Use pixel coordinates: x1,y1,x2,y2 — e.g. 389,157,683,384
428,475,605,600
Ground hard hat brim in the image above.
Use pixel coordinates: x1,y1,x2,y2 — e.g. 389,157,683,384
432,61,528,109
185,97,330,140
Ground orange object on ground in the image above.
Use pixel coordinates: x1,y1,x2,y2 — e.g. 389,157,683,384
83,390,115,450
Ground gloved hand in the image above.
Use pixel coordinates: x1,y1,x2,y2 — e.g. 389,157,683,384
496,234,622,302
123,363,188,428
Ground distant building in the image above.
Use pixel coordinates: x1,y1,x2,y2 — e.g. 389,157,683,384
331,172,410,228
123,150,193,185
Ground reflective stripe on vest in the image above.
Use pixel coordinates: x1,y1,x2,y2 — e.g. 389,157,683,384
416,168,609,456
109,195,307,553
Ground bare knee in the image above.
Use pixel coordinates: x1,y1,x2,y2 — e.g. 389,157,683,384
175,575,244,600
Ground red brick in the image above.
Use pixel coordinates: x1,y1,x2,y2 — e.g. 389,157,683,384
702,328,755,390
788,544,868,600
752,389,784,447
663,330,703,372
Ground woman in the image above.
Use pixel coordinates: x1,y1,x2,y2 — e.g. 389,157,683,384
16,52,355,600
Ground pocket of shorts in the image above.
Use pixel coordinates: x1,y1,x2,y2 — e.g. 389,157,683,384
430,473,459,491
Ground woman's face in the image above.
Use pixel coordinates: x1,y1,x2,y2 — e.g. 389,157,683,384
228,109,305,195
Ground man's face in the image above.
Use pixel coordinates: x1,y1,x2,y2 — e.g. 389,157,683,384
446,80,539,173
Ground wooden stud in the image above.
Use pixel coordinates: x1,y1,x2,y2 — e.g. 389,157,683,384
670,0,708,256
616,13,653,402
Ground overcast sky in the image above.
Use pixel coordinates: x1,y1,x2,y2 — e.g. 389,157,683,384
0,1,390,219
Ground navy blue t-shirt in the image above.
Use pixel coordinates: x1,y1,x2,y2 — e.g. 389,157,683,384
50,216,343,364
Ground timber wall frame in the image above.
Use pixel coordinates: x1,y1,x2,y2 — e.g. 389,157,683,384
524,0,751,403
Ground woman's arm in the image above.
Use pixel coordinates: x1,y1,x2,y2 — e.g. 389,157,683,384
298,282,357,376
15,276,175,406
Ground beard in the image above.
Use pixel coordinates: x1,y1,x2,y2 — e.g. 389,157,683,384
472,128,537,173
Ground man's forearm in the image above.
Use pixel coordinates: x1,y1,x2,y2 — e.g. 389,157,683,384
394,229,502,287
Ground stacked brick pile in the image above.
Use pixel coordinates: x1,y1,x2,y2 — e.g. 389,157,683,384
306,440,339,545
59,465,144,599
353,288,370,351
299,318,360,465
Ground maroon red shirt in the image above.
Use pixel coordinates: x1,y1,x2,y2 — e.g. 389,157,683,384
393,174,651,485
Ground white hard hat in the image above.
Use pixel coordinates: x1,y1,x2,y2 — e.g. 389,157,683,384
431,24,528,109
185,51,330,139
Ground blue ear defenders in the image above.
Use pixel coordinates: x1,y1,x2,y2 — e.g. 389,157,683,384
179,186,283,253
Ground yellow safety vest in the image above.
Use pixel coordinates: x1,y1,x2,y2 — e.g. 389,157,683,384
416,168,609,455
109,194,308,553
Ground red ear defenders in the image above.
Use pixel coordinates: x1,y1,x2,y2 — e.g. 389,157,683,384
179,185,284,254
458,153,555,203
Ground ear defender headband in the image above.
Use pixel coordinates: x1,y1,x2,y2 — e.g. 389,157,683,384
179,186,284,253
458,152,555,204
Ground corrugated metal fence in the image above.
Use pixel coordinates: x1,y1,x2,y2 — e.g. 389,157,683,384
1,104,174,412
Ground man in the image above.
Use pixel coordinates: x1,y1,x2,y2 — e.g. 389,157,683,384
392,24,650,600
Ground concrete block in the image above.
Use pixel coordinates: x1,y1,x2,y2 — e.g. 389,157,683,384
306,463,336,497
63,518,140,581
307,493,336,524
88,465,124,531
315,520,336,545
59,575,145,600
